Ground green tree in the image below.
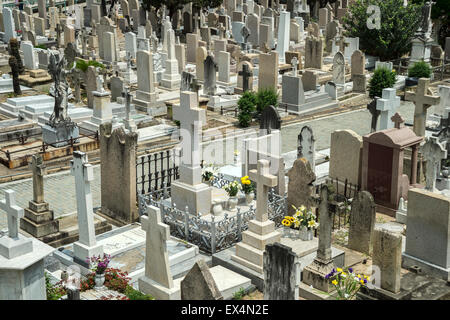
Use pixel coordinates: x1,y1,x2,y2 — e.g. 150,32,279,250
237,91,257,127
256,88,279,114
368,67,397,98
342,0,422,61
408,60,432,78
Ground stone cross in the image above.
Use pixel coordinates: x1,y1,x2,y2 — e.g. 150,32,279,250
391,112,405,129
141,205,173,289
0,190,24,239
173,92,206,174
291,56,299,76
376,88,400,130
29,154,47,204
249,159,278,222
405,78,440,136
238,63,253,92
70,151,97,248
421,137,447,191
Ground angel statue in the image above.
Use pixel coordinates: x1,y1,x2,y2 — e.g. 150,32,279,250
47,52,75,126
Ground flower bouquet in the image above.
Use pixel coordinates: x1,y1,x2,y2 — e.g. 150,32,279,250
281,205,319,240
202,164,217,183
87,253,112,290
325,267,370,300
240,175,255,204
223,181,241,211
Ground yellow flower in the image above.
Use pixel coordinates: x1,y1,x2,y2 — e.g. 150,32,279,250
360,279,365,284
308,220,315,228
282,219,292,227
336,268,343,273
332,280,338,286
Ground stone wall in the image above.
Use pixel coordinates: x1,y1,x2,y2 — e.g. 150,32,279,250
99,123,138,224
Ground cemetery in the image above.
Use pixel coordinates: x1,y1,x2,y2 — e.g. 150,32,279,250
0,0,450,303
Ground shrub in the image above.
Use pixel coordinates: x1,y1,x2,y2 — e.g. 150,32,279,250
342,0,422,61
45,272,67,300
80,268,131,293
75,59,105,72
256,88,278,114
408,61,432,78
125,286,154,300
237,91,257,127
368,67,397,98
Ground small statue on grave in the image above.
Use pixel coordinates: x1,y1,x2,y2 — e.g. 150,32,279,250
8,38,24,75
9,56,22,96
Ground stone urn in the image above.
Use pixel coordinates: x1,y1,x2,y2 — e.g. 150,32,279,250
228,196,238,211
212,201,223,216
94,273,105,290
299,226,314,241
245,192,255,205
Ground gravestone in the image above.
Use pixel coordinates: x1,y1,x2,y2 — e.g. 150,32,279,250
373,227,402,293
304,36,323,69
196,46,207,81
351,50,365,77
281,73,304,112
421,137,447,192
217,51,230,84
204,55,217,96
297,125,315,170
70,151,103,267
260,105,281,134
287,157,316,215
237,61,253,92
348,191,376,255
276,10,290,63
134,50,160,113
139,205,180,300
181,259,223,300
376,88,400,130
332,51,345,85
160,29,181,90
231,159,281,274
263,243,299,300
258,51,278,91
405,78,440,137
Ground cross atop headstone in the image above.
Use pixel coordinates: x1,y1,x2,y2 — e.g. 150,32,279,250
405,78,440,136
421,136,447,191
173,91,206,171
249,159,278,222
291,56,299,76
391,112,405,129
376,88,401,130
29,154,47,204
0,190,24,239
238,63,253,92
141,205,173,289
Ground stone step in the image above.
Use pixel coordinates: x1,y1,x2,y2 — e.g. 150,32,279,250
234,242,264,268
231,253,263,274
242,229,282,251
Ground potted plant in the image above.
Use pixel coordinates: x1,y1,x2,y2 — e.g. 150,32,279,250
282,205,319,240
325,267,370,300
223,181,240,211
240,175,255,205
202,164,217,185
87,253,111,290
407,60,432,86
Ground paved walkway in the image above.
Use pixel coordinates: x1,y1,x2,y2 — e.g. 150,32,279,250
0,101,421,230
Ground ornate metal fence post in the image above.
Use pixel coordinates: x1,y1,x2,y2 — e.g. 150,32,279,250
237,207,242,241
184,206,189,241
211,215,216,255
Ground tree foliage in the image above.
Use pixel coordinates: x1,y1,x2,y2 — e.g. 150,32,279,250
342,0,422,61
368,67,397,99
256,88,279,114
142,0,223,17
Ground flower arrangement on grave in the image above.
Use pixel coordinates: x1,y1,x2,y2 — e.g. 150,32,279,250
325,267,370,300
282,205,319,230
87,253,111,275
202,163,217,182
240,176,255,194
223,180,241,197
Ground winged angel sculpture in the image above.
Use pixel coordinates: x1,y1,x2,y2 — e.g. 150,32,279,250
47,52,75,126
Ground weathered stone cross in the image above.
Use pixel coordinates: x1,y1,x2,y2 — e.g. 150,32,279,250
173,91,206,171
376,88,400,130
405,78,440,137
29,154,47,204
70,151,97,248
291,57,299,76
249,159,278,222
421,137,447,191
0,190,24,239
238,63,253,92
141,205,173,289
391,112,405,129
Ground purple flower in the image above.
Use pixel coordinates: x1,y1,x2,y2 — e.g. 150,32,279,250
348,268,353,273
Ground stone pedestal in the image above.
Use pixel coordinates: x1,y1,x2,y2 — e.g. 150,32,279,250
231,219,281,274
160,59,181,90
20,201,59,238
171,181,212,215
409,37,433,66
302,256,336,293
73,241,104,267
42,122,80,147
138,275,181,300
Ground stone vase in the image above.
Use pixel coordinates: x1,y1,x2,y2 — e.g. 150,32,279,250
299,226,314,241
228,196,238,211
245,192,255,205
283,227,299,239
94,273,105,290
212,202,223,216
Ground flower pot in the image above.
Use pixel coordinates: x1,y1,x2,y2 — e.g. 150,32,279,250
299,227,314,241
245,192,255,205
94,273,105,290
228,196,238,211
282,227,299,239
212,202,223,216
